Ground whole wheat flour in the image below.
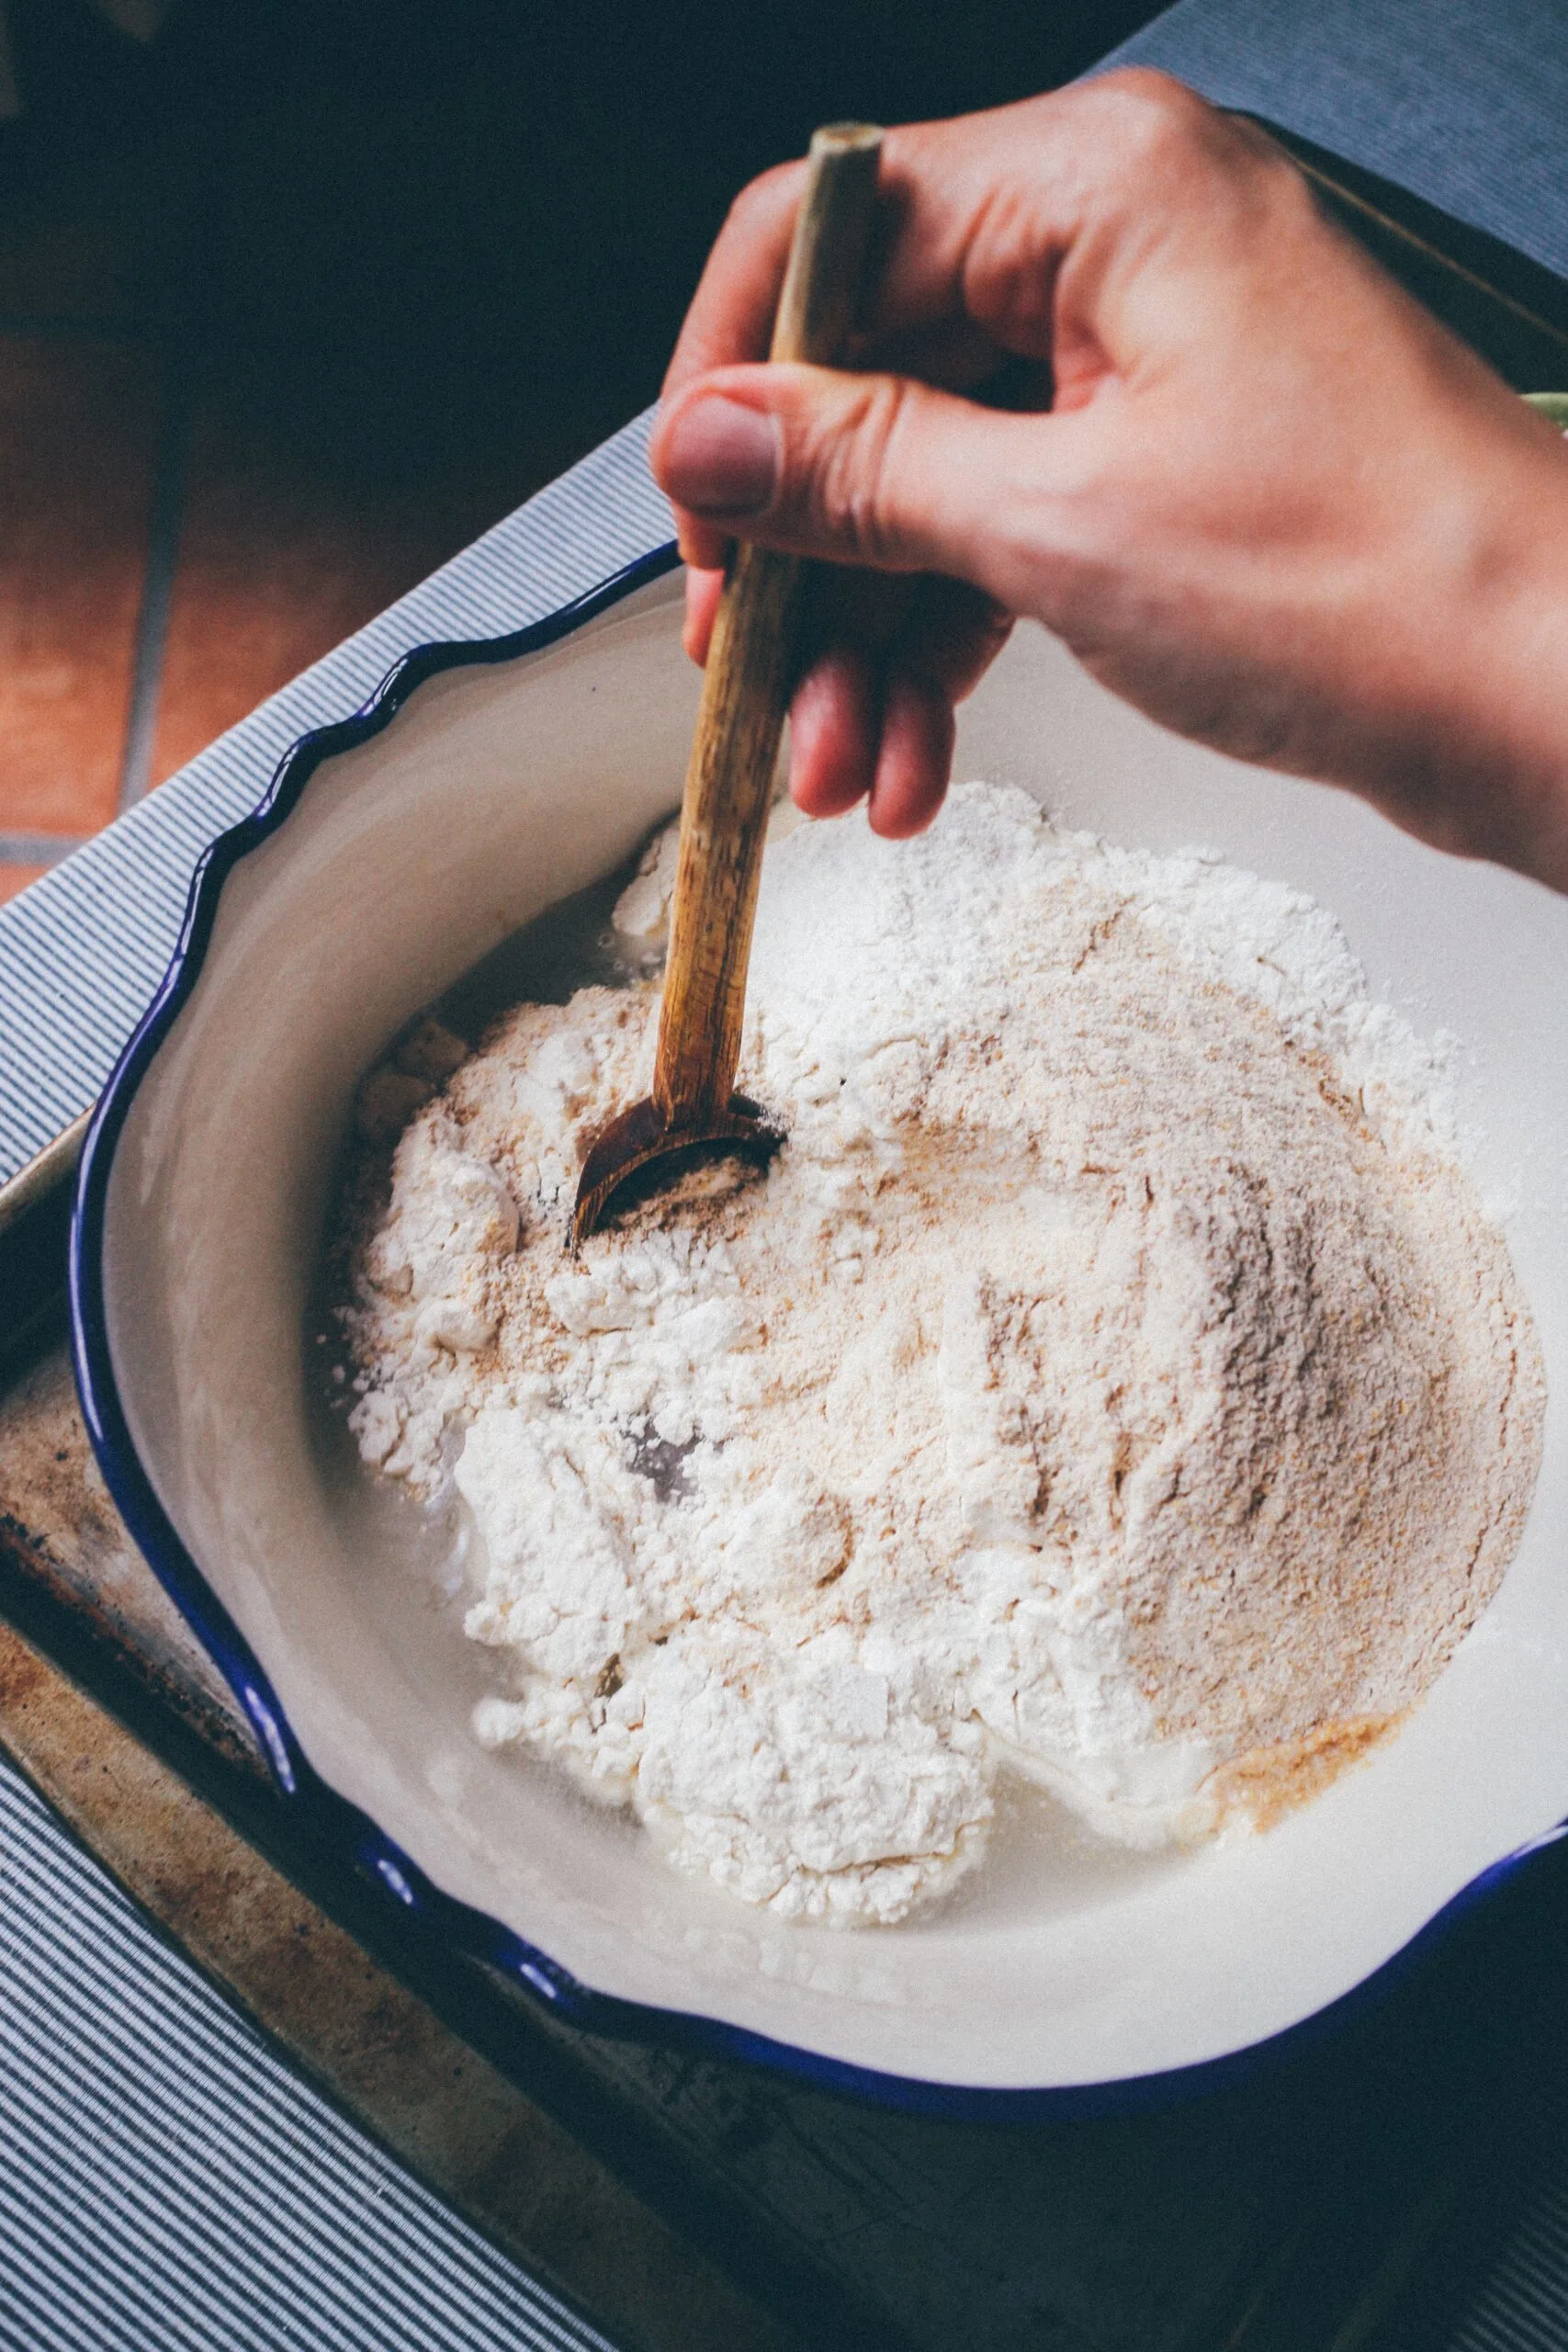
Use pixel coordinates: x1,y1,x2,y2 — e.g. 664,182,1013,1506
342,783,1544,1926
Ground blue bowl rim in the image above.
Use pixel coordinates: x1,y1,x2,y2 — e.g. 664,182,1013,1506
68,538,1568,2123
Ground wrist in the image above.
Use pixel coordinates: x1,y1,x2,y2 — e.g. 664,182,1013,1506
1345,410,1568,892
1441,426,1568,889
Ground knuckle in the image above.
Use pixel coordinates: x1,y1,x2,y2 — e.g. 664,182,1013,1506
1094,66,1210,148
1090,68,1258,185
809,378,911,563
1082,69,1296,214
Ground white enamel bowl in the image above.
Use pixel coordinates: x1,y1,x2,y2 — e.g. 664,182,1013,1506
73,556,1568,2112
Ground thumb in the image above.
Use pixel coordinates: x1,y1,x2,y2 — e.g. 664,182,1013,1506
651,363,1063,611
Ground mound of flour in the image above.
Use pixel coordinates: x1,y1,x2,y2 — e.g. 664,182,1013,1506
343,784,1543,1926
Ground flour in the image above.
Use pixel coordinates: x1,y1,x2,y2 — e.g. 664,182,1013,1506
342,784,1544,1925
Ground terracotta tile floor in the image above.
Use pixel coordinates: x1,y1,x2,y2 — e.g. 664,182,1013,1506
0,298,551,909
148,408,523,790
0,333,161,849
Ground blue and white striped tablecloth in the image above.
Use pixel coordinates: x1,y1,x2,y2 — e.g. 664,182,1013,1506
0,1757,620,2352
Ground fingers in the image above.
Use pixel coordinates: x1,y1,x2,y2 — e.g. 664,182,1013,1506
661,75,1250,408
656,74,1268,573
892,571,1014,707
788,647,951,837
685,561,1009,834
663,158,807,396
657,126,1033,574
682,562,724,663
869,676,955,837
654,364,1061,613
858,575,1010,834
665,395,784,571
791,573,1011,834
788,647,880,820
662,122,1022,411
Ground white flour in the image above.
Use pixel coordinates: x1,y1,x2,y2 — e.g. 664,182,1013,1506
343,784,1543,1925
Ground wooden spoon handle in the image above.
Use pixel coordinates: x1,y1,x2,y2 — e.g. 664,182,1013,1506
652,121,884,1126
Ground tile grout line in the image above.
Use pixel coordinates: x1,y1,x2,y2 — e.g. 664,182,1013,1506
0,833,80,870
118,351,194,814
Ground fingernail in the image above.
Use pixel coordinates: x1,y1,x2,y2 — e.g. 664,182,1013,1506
660,395,779,514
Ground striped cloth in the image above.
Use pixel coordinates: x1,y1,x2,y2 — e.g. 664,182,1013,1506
0,1755,619,2352
1451,2181,1568,2352
1110,0,1568,283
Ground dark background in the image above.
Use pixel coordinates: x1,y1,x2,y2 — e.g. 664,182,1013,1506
0,0,1166,484
0,0,1168,857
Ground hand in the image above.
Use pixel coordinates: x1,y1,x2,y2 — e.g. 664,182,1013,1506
650,72,1568,887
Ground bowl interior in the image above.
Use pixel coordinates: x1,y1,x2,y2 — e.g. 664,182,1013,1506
99,571,1568,2091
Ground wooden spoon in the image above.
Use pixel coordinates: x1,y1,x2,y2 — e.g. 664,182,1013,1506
571,121,885,1247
